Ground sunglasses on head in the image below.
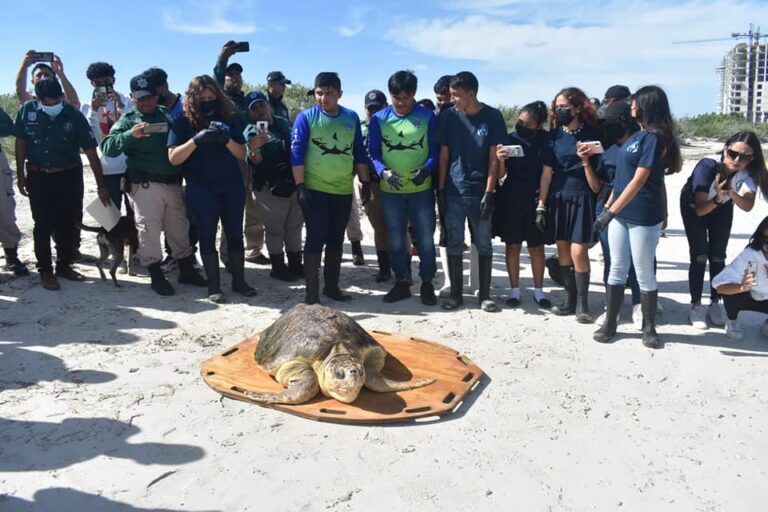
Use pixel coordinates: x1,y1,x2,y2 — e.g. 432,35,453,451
726,148,754,161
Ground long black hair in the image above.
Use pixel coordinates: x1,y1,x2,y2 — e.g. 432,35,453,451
633,85,682,174
747,215,768,251
721,130,768,199
520,100,548,127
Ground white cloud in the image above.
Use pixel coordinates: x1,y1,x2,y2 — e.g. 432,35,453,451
337,6,369,37
163,0,256,35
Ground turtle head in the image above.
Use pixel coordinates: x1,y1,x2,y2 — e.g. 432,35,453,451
319,343,366,403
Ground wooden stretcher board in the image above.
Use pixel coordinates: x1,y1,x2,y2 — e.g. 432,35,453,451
201,330,484,424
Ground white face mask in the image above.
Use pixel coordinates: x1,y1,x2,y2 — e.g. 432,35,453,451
40,102,63,117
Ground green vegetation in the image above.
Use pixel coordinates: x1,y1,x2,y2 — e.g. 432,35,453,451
244,82,314,120
676,113,768,142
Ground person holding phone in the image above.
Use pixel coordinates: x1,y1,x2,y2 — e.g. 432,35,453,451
680,130,768,330
713,216,768,340
15,50,80,109
591,85,682,348
492,100,551,309
168,75,256,302
536,87,602,323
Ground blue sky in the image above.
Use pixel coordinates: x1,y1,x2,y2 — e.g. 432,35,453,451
2,0,766,117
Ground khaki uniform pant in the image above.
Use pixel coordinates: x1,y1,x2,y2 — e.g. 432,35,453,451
221,161,264,261
359,179,388,252
253,187,304,254
345,176,363,242
0,151,21,248
128,182,192,266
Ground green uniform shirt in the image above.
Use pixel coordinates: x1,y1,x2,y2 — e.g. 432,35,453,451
102,106,179,176
14,101,97,168
268,92,290,122
243,115,292,185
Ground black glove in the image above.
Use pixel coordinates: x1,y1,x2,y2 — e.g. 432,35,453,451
410,166,430,186
193,129,220,145
437,189,447,215
360,181,371,206
296,183,311,215
382,169,404,190
212,130,231,145
593,208,615,234
480,191,495,219
535,205,547,233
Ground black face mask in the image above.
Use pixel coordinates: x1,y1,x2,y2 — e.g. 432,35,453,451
515,122,536,139
602,122,626,144
200,99,216,115
555,107,574,126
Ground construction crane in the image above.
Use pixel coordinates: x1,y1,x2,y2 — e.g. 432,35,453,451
674,24,768,123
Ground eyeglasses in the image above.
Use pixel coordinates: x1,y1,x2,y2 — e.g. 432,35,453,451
726,149,754,162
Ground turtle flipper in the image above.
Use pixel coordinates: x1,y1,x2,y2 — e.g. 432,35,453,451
244,373,319,405
364,371,436,393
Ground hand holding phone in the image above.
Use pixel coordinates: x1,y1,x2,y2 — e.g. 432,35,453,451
29,51,54,63
256,121,268,134
143,123,169,134
582,141,604,155
234,41,250,53
502,145,524,158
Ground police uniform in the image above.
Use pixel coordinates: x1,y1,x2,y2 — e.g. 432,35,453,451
0,108,23,255
14,100,96,273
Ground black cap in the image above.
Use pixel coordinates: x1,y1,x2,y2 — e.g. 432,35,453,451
602,100,632,122
226,63,243,75
364,90,387,109
130,73,157,99
604,85,631,101
266,71,291,84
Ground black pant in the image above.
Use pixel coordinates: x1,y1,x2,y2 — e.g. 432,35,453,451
681,199,733,304
304,189,352,254
27,167,84,272
186,181,245,255
723,291,768,320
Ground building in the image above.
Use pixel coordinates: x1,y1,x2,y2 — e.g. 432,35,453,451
718,41,768,123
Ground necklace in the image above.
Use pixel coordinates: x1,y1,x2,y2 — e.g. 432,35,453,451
562,123,582,135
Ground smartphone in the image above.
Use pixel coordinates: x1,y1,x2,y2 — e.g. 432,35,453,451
143,123,169,134
502,145,524,158
94,86,109,102
30,52,54,62
256,121,268,134
234,41,250,53
583,141,605,155
747,261,758,279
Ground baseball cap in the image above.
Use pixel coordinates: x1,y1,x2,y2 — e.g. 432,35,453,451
130,73,157,99
226,63,243,75
602,100,632,122
245,90,268,109
603,85,631,101
267,71,291,84
364,90,387,109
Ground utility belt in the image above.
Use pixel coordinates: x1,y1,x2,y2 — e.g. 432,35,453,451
26,162,82,174
125,168,182,192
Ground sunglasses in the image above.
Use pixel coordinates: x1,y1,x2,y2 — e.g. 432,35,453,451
726,148,754,162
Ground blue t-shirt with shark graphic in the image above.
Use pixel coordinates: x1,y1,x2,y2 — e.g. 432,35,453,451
290,104,366,195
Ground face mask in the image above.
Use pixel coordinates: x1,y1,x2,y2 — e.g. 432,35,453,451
40,102,63,118
603,122,626,144
555,107,574,126
200,99,216,115
515,122,536,139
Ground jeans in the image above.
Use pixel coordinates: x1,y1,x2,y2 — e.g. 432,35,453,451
381,189,436,283
186,182,245,256
723,292,768,320
607,218,662,291
304,190,352,254
596,199,640,304
444,187,492,256
681,200,732,304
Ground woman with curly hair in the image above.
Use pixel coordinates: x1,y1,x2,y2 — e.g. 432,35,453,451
168,74,256,302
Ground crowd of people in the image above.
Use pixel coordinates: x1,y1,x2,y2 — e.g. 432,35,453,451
1,43,768,349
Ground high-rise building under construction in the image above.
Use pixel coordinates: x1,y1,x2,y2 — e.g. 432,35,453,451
718,40,768,123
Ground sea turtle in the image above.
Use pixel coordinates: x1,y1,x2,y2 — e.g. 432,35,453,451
245,304,435,405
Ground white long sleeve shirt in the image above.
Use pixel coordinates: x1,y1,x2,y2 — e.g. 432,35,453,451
81,91,132,176
712,246,768,301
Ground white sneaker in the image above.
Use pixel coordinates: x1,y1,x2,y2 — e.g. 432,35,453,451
689,304,708,329
725,318,744,341
632,304,643,331
707,303,726,327
595,308,607,326
760,319,768,339
438,285,451,298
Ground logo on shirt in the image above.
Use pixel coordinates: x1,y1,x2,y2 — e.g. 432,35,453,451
625,141,640,153
476,123,488,137
63,121,74,132
311,132,352,156
382,132,425,152
27,111,37,122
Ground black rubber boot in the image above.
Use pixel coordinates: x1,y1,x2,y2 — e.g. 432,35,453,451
148,262,175,296
304,252,322,305
201,252,224,303
323,248,351,301
177,255,208,286
441,255,464,310
3,247,29,277
593,285,624,342
383,281,411,303
420,281,436,306
478,254,497,312
269,252,296,282
641,290,661,349
375,251,392,283
351,240,365,266
552,266,576,316
546,254,564,286
287,251,304,279
229,251,257,296
575,271,592,323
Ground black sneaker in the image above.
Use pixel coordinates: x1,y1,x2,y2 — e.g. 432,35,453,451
420,282,436,306
383,281,411,303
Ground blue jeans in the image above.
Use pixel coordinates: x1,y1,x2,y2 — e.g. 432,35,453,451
381,189,436,283
304,190,352,254
596,200,640,304
607,219,662,291
445,187,492,256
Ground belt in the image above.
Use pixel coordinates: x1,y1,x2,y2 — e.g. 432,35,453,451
27,163,82,174
127,168,182,185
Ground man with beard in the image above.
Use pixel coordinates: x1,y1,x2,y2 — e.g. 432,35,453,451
266,71,291,121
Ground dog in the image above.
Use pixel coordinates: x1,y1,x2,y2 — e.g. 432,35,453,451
79,216,139,287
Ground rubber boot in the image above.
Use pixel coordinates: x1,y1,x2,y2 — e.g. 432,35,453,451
383,281,411,303
269,252,296,282
177,255,208,286
575,271,592,323
441,255,464,310
375,251,392,283
351,240,365,266
552,266,576,316
437,246,451,298
3,247,29,276
468,244,479,297
322,248,351,301
201,252,224,303
148,262,175,296
229,251,257,296
546,254,563,286
641,290,661,349
593,285,624,342
304,252,321,305
478,254,497,312
287,251,304,279
420,281,436,306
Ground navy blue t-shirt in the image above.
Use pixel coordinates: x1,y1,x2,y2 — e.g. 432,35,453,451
437,104,507,196
502,130,546,185
167,116,245,187
595,142,620,186
613,130,665,226
542,125,601,193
